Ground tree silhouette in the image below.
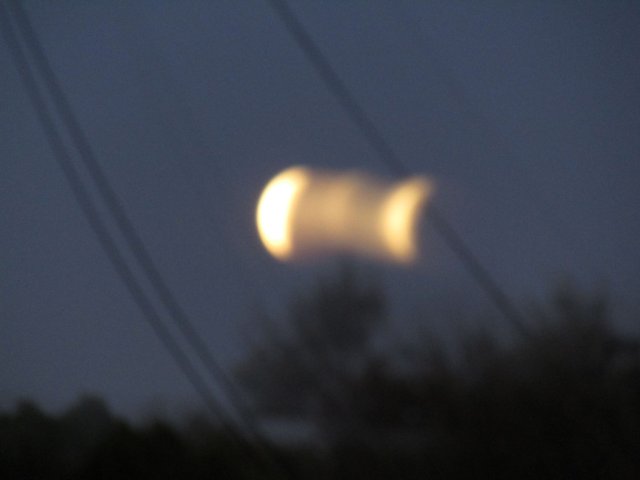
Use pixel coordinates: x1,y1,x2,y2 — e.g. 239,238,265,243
236,266,386,426
238,274,640,478
2,278,639,478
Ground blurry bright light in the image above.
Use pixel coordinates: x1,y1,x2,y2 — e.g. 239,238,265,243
256,167,309,260
380,178,431,262
256,166,433,264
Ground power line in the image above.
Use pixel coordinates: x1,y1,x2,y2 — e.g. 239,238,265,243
0,0,228,434
266,0,530,337
2,3,296,478
390,0,573,249
7,0,275,445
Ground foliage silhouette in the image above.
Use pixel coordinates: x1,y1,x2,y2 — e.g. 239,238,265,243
238,270,640,478
0,397,287,479
2,274,639,478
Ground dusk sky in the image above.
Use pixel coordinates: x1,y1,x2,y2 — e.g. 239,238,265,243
2,1,639,420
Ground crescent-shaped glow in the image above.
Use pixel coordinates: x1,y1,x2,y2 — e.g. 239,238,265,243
379,178,430,263
256,167,309,260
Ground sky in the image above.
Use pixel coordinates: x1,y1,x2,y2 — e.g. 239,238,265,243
1,1,639,420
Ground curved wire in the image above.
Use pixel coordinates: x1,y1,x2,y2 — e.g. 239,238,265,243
266,0,530,337
7,0,281,445
1,3,297,478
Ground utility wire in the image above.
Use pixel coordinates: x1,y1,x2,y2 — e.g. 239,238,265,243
2,3,296,478
0,0,229,438
390,0,573,249
266,0,530,337
8,0,278,449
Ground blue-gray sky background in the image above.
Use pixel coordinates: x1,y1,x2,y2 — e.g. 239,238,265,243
1,1,639,419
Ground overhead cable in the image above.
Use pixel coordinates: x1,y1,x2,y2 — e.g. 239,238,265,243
1,4,296,478
0,0,230,434
7,0,276,446
266,0,530,337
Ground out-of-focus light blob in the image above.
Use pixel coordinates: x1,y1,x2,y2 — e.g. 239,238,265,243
256,166,433,264
256,167,309,260
380,178,431,262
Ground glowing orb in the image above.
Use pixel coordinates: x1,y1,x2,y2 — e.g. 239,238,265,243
256,167,309,260
380,178,430,262
256,166,433,264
